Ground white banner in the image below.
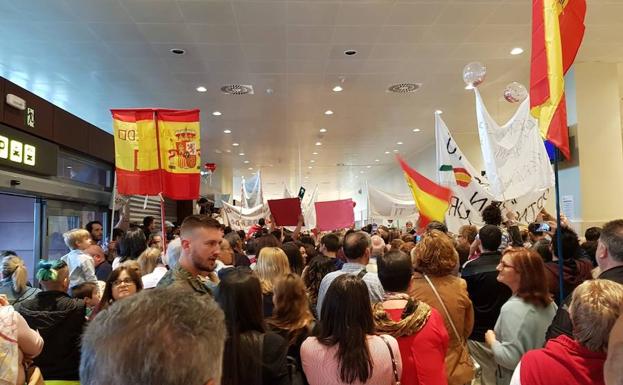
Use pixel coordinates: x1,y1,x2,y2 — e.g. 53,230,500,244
301,185,318,230
367,185,419,220
222,201,269,231
242,170,263,208
474,89,555,200
436,114,551,232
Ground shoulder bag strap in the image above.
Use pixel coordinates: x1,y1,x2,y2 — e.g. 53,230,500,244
423,274,462,343
380,335,400,385
356,267,368,279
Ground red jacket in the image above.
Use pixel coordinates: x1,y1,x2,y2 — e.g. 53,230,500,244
386,307,449,385
520,334,606,385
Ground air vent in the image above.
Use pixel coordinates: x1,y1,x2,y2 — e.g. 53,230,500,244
387,83,422,94
220,84,254,95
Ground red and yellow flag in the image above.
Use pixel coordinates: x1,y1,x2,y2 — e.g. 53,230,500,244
530,0,586,159
111,109,201,200
397,156,452,229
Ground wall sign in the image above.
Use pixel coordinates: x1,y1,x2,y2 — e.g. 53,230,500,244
26,107,35,128
0,123,57,176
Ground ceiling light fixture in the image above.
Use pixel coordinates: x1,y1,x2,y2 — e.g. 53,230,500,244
225,149,231,153
239,152,245,156
360,170,364,174
232,143,239,147
196,86,207,93
308,166,313,169
344,50,357,56
435,110,443,114
319,128,327,133
310,160,316,163
223,129,231,134
397,141,403,145
510,47,524,55
375,159,380,162
412,128,421,132
243,160,249,164
366,165,372,169
385,151,390,154
312,152,318,155
324,110,333,116
170,48,185,55
315,142,322,146
212,111,222,116
332,85,343,92
393,149,399,153
465,84,474,90
248,167,253,170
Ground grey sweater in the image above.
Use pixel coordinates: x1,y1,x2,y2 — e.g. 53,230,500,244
491,296,557,385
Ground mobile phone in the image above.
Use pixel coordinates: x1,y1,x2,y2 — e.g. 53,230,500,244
537,222,551,232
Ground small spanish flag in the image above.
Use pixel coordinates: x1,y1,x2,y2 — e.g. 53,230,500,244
453,167,472,187
397,156,452,229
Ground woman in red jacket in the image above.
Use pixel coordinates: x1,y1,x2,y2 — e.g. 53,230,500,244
374,249,449,385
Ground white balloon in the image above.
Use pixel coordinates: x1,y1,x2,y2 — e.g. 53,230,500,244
503,82,528,103
463,62,487,87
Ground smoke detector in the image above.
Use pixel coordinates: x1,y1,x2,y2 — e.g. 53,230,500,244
220,84,254,95
387,83,422,94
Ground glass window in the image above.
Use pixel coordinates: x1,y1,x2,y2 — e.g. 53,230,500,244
56,151,112,189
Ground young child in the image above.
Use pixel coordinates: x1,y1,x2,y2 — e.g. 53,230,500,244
70,281,101,320
61,228,98,290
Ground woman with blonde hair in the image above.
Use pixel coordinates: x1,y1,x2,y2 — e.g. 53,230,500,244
268,273,316,384
0,253,40,305
137,247,162,276
409,229,475,385
256,247,291,317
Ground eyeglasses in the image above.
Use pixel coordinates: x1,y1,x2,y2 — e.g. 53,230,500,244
112,278,135,287
498,261,516,270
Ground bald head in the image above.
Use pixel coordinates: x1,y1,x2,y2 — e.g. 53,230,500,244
85,245,106,267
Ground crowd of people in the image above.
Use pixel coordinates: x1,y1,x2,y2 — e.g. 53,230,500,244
1,203,623,385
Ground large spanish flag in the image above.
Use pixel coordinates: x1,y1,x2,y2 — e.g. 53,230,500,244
397,156,452,229
111,109,201,200
530,0,586,160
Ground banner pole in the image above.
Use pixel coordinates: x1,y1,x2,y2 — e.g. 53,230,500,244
110,172,117,240
553,148,565,304
159,193,167,253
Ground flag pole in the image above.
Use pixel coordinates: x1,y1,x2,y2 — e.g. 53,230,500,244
553,148,565,304
159,193,167,253
153,110,167,252
110,172,117,240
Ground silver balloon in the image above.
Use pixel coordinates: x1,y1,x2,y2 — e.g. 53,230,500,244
503,82,528,103
462,62,487,87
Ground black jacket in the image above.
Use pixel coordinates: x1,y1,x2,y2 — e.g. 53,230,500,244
15,291,86,381
461,251,512,342
546,265,623,341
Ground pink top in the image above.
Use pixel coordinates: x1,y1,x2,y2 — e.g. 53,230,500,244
301,334,402,385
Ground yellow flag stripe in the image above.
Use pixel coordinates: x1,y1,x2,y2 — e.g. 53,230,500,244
405,173,449,222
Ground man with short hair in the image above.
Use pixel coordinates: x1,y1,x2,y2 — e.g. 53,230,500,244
316,231,384,317
142,216,156,239
224,231,250,267
84,244,112,281
547,219,623,340
80,288,226,385
320,233,343,269
85,221,103,244
157,215,223,295
405,220,416,235
462,225,512,385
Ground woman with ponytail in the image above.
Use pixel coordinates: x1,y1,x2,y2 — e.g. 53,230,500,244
0,252,40,305
15,259,86,383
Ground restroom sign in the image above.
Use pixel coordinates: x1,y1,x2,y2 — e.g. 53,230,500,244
0,135,36,166
26,107,35,128
0,122,57,176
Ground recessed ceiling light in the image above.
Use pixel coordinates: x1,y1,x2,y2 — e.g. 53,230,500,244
310,160,316,163
393,149,399,153
385,151,390,154
465,84,474,90
223,129,231,134
239,152,245,156
225,149,231,153
510,47,524,55
397,141,403,145
324,110,333,116
319,128,327,133
312,152,318,155
215,149,222,154
308,166,313,169
344,50,357,56
435,110,443,114
332,85,343,92
366,165,372,169
170,48,185,55
315,142,322,146
360,170,364,174
412,128,421,132
232,143,239,147
248,167,253,170
243,160,250,164
375,159,380,162
196,86,207,93
212,111,222,116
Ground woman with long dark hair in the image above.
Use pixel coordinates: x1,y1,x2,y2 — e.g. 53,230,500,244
216,268,290,385
92,266,143,318
302,255,337,319
301,274,402,385
112,227,147,269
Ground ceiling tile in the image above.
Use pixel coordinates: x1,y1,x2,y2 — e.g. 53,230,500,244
332,26,382,44
243,44,287,60
187,24,240,44
377,26,428,44
325,59,366,74
287,26,333,44
239,25,286,44
434,3,496,25
89,22,147,42
328,45,372,59
466,24,529,44
178,1,235,24
248,60,286,73
585,4,623,25
136,23,193,43
386,3,446,25
368,44,419,60
121,0,184,23
13,0,76,22
34,22,98,43
287,44,332,60
233,2,287,25
484,3,530,25
286,60,326,74
64,0,133,23
335,3,393,25
286,2,339,25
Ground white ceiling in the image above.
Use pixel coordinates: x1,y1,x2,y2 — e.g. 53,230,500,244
0,0,621,199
